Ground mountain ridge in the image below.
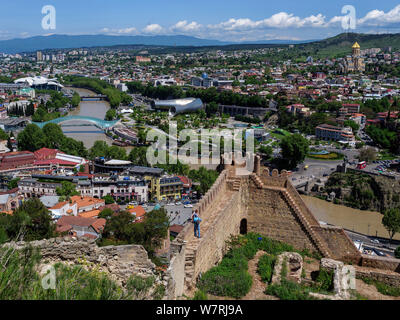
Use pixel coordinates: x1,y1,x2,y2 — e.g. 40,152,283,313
0,34,316,54
1,32,400,55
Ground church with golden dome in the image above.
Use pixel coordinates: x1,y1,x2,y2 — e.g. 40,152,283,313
343,42,365,73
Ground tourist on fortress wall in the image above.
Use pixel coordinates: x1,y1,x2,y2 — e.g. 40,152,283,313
192,210,202,238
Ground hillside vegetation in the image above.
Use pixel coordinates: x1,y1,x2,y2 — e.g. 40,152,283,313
293,33,400,59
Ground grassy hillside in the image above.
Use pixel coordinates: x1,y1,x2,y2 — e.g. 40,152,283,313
293,33,400,58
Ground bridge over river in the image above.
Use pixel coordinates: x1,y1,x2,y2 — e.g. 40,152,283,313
80,95,107,101
33,115,118,130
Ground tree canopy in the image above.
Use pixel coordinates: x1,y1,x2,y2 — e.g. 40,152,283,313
382,208,400,243
0,198,56,244
280,134,309,169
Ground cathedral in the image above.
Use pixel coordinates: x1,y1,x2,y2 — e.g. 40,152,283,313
343,42,365,73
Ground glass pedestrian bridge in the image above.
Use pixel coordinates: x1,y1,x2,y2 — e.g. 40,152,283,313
33,116,119,130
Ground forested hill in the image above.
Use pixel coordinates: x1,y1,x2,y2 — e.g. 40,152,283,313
293,33,400,58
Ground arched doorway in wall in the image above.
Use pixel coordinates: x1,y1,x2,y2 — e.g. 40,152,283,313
240,219,247,235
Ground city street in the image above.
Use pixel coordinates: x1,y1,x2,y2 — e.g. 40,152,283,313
345,229,399,258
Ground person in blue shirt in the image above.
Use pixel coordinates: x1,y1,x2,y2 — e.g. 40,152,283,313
192,210,202,238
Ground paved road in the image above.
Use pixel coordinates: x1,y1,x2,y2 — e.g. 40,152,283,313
345,229,399,258
291,159,340,187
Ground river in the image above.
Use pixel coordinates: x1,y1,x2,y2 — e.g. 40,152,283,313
301,195,399,240
64,87,114,149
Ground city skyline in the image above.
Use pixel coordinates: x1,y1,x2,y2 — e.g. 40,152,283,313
2,1,400,42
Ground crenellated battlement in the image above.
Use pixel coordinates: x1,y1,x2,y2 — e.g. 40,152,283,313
166,153,400,299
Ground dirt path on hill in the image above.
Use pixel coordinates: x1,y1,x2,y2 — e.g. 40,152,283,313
355,279,400,300
242,251,278,300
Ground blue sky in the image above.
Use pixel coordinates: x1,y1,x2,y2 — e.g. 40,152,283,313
2,1,400,41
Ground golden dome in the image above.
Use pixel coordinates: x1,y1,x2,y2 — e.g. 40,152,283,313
352,42,360,49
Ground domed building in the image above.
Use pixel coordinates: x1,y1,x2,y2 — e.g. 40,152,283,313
343,42,365,73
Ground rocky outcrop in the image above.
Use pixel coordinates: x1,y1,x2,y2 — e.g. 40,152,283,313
2,237,156,286
325,172,400,212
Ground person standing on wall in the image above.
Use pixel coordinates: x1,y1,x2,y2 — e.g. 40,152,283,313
192,209,202,238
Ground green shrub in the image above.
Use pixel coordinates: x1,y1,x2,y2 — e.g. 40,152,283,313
197,248,253,299
0,246,41,300
266,279,315,300
0,246,161,300
197,233,315,299
374,281,400,297
126,275,155,300
152,284,166,300
193,290,208,300
360,277,400,297
314,268,334,292
257,254,276,283
197,268,252,299
395,247,400,259
39,263,124,300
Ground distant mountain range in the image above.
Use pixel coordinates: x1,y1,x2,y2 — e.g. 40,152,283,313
1,32,399,55
0,34,315,54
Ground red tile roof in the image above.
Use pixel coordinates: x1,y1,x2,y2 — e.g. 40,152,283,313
57,216,96,228
34,148,63,160
170,224,184,234
128,206,146,218
91,218,106,233
177,176,192,188
57,216,106,234
34,159,77,166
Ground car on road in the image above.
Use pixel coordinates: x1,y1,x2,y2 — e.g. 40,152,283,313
175,202,182,206
184,204,193,208
371,239,380,244
374,250,386,257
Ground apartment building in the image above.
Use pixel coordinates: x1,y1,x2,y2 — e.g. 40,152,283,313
315,124,355,142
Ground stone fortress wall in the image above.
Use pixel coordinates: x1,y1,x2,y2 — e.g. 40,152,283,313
167,154,400,298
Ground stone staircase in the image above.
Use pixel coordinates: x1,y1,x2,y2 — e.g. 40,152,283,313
281,190,332,258
251,173,264,188
250,173,332,258
227,176,242,192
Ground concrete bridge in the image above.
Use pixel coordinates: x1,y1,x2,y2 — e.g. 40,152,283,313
33,116,118,130
80,95,107,101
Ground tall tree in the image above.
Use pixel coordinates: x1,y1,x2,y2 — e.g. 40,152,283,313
0,198,56,242
382,208,400,244
280,134,309,169
89,140,109,160
56,181,80,199
17,124,46,152
42,123,64,149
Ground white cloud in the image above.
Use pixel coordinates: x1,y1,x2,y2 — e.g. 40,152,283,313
208,12,327,31
170,20,202,33
358,5,400,26
101,27,138,35
142,24,164,34
117,27,138,34
95,5,400,42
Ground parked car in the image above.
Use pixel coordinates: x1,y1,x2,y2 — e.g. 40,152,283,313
184,204,194,208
